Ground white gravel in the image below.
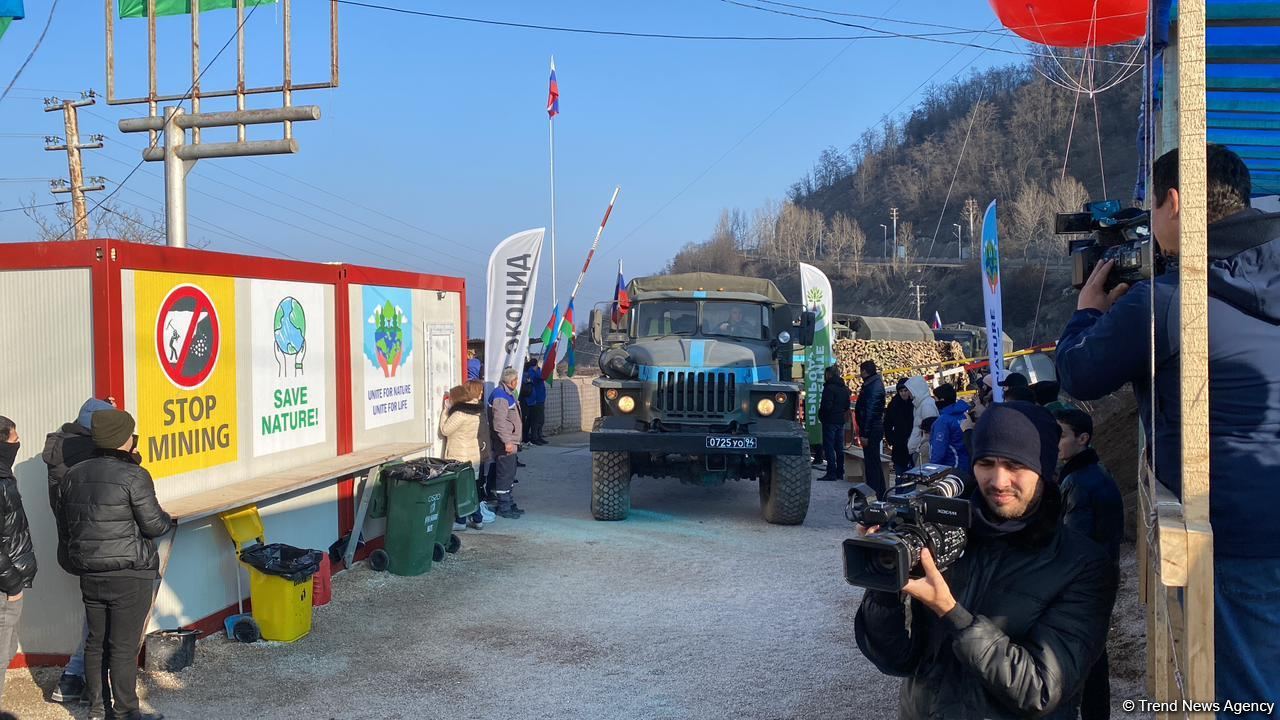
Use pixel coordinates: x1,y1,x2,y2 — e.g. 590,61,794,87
4,434,1149,719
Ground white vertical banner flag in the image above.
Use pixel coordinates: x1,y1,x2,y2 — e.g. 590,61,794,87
799,262,834,447
485,228,546,391
979,200,1006,403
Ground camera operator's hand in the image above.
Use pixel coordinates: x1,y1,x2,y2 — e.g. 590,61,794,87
1078,259,1132,313
855,524,879,537
902,549,958,617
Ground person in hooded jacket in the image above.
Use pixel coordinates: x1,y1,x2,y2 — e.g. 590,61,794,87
818,365,852,481
928,383,971,471
902,376,938,467
442,382,488,531
41,397,114,704
883,379,915,476
855,402,1118,719
60,410,170,720
1056,144,1280,708
0,416,37,707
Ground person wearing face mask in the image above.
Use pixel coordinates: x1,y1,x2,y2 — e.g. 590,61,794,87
0,416,38,708
59,410,170,720
854,402,1118,719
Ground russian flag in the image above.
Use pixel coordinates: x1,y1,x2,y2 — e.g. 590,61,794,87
547,57,560,118
612,270,630,324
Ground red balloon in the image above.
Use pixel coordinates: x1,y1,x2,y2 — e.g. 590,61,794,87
989,0,1147,48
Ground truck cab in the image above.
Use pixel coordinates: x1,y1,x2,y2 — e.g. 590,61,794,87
587,272,815,524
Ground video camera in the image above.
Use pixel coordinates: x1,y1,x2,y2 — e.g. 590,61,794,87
843,465,971,592
1056,199,1157,291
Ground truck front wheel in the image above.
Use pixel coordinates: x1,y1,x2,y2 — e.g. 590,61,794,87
591,451,632,521
759,443,811,525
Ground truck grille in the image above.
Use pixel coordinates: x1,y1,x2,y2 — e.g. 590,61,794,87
654,371,737,417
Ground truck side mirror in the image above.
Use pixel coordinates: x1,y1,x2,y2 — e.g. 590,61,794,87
795,311,816,346
589,308,604,347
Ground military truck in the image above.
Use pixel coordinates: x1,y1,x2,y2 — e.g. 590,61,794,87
587,272,816,524
932,322,1014,359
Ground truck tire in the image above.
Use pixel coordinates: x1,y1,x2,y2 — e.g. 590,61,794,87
759,442,811,525
591,451,631,521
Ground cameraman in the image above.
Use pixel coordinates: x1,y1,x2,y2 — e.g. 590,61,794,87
1055,145,1280,708
854,403,1117,719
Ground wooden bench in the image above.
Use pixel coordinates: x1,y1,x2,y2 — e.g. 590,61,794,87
165,442,429,524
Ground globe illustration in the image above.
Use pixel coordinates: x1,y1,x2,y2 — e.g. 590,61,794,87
274,297,307,357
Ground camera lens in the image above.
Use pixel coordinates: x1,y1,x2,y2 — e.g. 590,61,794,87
871,549,898,575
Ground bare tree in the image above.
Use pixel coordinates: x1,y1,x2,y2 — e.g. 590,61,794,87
22,195,167,245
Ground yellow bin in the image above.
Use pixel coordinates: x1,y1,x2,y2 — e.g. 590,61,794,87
219,507,314,643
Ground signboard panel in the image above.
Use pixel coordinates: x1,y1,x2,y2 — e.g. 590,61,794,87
362,285,415,429
250,279,329,457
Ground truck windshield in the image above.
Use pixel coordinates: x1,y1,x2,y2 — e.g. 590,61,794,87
635,301,699,337
703,302,767,340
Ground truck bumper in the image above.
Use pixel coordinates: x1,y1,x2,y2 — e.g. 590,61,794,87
589,425,805,455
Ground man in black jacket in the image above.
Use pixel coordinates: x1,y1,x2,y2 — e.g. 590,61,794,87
42,397,113,704
852,360,887,496
60,410,170,720
817,365,851,482
855,403,1118,719
1053,406,1123,720
0,416,37,706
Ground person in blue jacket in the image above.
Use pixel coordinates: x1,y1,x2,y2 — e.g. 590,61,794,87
521,358,547,445
1053,406,1123,720
929,383,970,471
1055,144,1280,712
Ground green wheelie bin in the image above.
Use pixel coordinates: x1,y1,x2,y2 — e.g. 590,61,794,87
380,462,454,576
433,463,478,557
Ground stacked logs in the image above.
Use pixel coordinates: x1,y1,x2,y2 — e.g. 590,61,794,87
834,339,969,395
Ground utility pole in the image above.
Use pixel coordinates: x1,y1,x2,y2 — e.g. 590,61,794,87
964,197,979,257
889,207,899,258
44,91,105,240
953,223,963,260
909,281,926,321
879,223,888,258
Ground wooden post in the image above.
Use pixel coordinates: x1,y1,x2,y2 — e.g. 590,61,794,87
1176,0,1215,710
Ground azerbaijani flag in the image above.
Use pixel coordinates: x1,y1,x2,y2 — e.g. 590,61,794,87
539,304,561,355
119,0,275,19
612,269,630,325
547,57,560,118
0,0,23,40
565,334,576,377
541,300,574,381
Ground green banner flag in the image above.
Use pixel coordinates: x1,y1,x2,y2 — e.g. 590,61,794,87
119,0,275,19
0,18,11,39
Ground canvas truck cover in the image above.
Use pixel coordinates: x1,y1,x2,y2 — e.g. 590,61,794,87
628,272,788,304
851,316,934,342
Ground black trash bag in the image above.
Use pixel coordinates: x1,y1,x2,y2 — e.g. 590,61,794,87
239,543,325,583
382,457,470,484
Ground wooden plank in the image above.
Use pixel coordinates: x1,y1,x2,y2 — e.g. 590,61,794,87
166,442,428,522
1152,581,1172,708
1184,527,1216,709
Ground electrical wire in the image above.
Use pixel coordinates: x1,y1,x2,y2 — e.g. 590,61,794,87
49,2,265,241
0,201,65,214
0,0,59,104
336,0,1063,61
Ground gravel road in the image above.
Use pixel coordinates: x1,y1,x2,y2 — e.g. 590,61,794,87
4,433,1148,720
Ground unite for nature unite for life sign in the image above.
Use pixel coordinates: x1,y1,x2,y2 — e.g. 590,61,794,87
363,285,415,429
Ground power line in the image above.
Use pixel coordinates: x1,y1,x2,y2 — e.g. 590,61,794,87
0,0,59,104
50,2,264,241
335,0,1048,59
597,0,903,260
0,201,65,214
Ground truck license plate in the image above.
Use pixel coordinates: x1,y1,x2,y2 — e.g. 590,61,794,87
706,435,757,450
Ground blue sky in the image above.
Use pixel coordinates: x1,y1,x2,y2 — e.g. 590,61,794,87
0,1,1024,332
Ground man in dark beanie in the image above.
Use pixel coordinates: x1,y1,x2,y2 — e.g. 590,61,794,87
855,402,1118,719
882,378,915,476
59,409,170,720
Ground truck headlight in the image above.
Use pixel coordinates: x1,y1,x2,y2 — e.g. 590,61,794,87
756,398,776,416
617,396,636,413
777,331,792,344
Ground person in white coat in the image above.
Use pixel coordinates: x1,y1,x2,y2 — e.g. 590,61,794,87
903,375,939,466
